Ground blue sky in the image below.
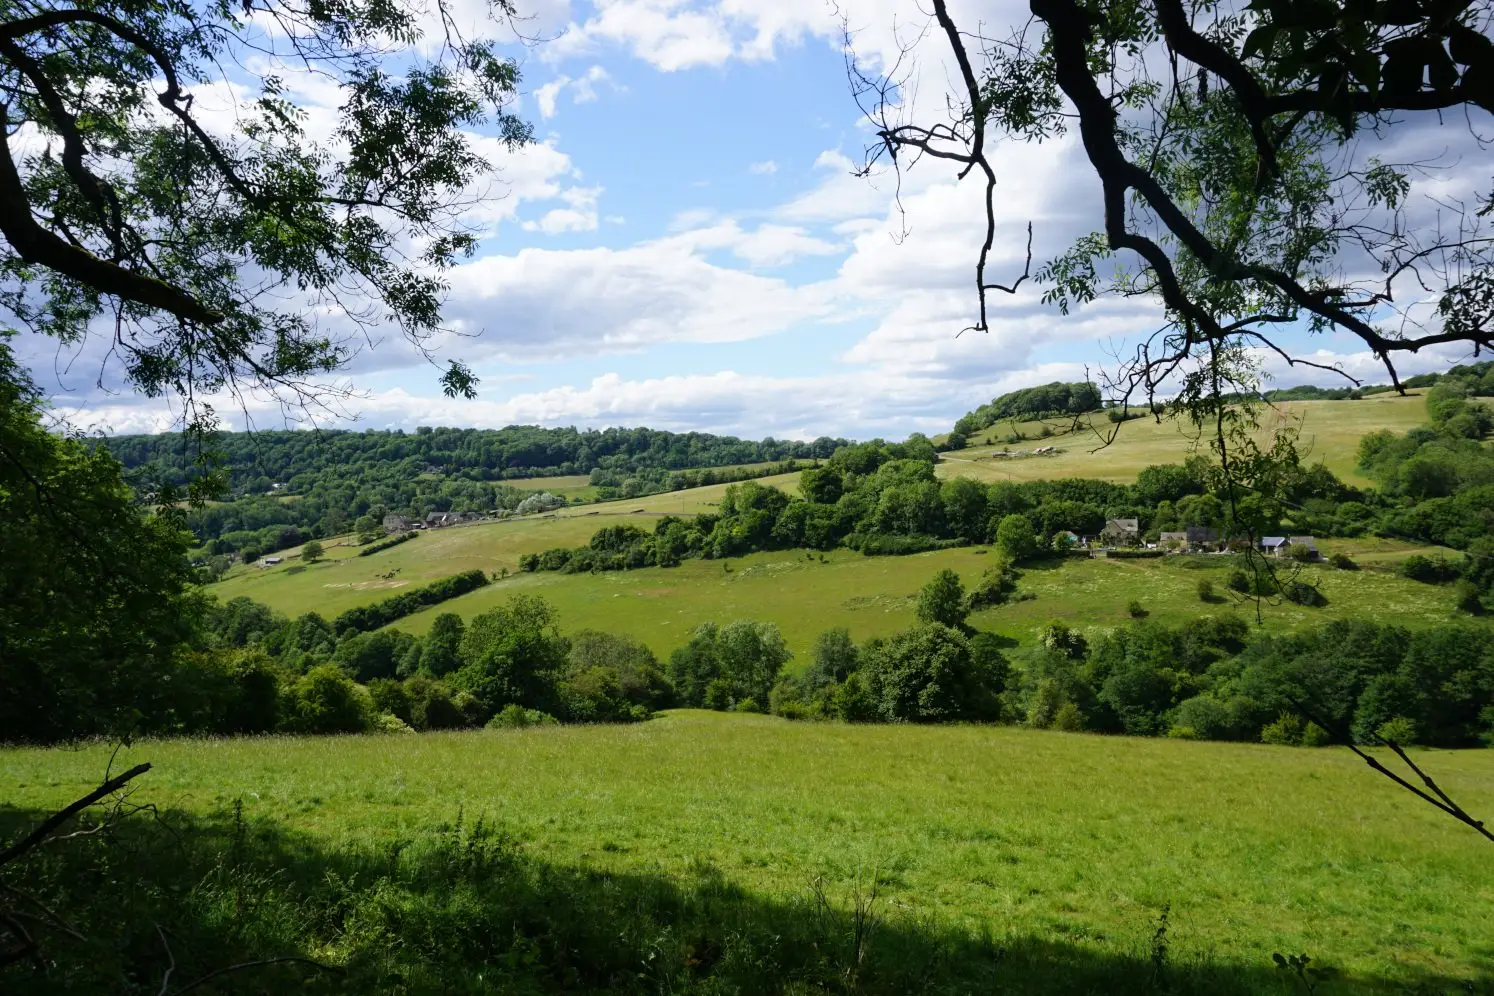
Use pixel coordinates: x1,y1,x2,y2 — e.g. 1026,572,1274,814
20,0,1481,441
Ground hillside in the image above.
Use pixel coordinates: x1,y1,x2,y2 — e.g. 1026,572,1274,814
942,393,1428,486
206,394,1459,655
5,714,1490,992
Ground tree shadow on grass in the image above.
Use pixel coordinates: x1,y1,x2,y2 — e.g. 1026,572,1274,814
0,803,1486,996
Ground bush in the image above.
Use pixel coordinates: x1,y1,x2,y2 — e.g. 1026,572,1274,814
1196,579,1214,602
967,559,1020,609
1282,581,1325,606
486,704,559,729
1259,711,1304,746
1398,554,1461,584
1227,568,1250,593
1052,702,1085,731
1126,600,1147,618
1375,716,1419,745
280,664,370,734
358,531,418,556
1300,721,1335,747
1105,549,1166,559
830,673,878,722
1329,552,1357,570
1454,579,1485,615
703,678,733,711
332,569,490,635
734,697,763,714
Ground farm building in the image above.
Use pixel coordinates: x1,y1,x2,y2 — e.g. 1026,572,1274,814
382,513,414,534
1260,536,1289,555
1287,536,1319,558
1100,518,1140,546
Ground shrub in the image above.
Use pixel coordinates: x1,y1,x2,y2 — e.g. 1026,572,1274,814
1259,711,1304,746
916,569,968,628
1398,554,1461,584
1329,552,1357,570
372,712,415,734
281,664,370,734
1227,568,1250,593
1126,600,1147,618
1300,721,1335,747
332,569,490,635
1052,702,1085,731
1454,579,1485,615
734,697,763,714
1171,695,1232,740
1196,579,1214,602
358,531,418,557
1282,581,1324,607
830,673,878,722
703,678,733,711
486,704,559,729
1375,716,1419,745
967,559,1020,609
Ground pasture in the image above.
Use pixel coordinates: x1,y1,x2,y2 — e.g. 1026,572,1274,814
946,393,1427,486
3,713,1491,993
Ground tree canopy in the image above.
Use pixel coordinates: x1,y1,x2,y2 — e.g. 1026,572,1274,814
1,0,533,418
856,0,1494,410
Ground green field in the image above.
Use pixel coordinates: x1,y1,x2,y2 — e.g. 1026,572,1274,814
4,713,1490,993
947,393,1427,486
216,528,1470,659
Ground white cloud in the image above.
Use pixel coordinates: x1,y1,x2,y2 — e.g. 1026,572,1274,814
533,65,613,118
748,159,778,174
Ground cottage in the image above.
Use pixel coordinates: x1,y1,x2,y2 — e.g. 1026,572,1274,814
425,512,458,528
1100,517,1140,546
1051,529,1081,550
1185,525,1220,547
1260,536,1289,555
1158,530,1189,550
382,513,414,534
1287,535,1319,558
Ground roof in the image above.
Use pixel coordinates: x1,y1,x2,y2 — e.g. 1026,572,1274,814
1260,536,1288,547
1106,518,1140,532
1287,535,1318,547
1159,531,1187,541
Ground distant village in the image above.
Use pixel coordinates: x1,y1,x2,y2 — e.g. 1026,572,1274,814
1063,518,1319,560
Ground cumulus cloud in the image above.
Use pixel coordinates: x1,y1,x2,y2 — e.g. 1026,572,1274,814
748,159,778,174
533,65,613,118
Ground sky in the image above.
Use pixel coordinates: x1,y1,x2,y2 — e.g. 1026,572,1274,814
15,0,1486,442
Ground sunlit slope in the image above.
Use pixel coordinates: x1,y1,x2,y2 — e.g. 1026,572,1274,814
945,393,1427,486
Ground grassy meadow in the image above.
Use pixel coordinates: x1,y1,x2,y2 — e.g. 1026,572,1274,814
947,393,1427,486
217,527,1471,660
3,713,1491,993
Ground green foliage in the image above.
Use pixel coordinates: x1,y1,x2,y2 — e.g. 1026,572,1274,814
332,569,489,635
0,342,204,743
1127,600,1148,619
995,513,1038,562
452,596,570,719
300,540,325,563
280,664,372,734
1196,580,1215,602
954,381,1102,436
486,704,560,729
915,569,968,628
358,532,418,557
967,558,1021,609
859,625,998,722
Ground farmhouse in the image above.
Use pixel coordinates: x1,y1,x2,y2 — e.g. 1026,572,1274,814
1287,535,1319,558
1185,525,1221,547
1260,536,1289,555
1159,530,1188,549
382,513,414,534
425,512,459,528
1100,518,1140,546
260,557,282,566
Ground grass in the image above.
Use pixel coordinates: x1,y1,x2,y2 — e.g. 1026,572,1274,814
3,713,1492,993
386,541,1473,659
947,394,1427,487
213,518,1475,657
